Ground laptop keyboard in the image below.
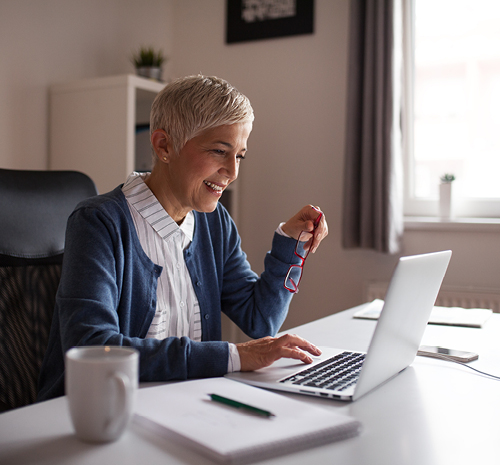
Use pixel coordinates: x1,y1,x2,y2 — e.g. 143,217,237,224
279,351,366,392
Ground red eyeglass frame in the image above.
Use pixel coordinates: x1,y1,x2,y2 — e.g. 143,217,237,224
284,207,323,293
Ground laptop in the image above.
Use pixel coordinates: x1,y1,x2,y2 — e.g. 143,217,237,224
226,250,452,401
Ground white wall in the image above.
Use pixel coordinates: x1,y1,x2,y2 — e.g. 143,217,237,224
1,0,499,334
0,0,173,170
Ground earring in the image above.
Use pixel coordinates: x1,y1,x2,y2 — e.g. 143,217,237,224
162,156,167,161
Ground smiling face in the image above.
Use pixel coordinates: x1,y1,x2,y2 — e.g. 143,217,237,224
147,122,252,224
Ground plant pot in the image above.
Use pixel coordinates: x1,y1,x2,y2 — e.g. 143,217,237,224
136,67,162,81
439,182,453,220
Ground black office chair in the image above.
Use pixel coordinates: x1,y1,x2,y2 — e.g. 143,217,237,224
0,169,98,411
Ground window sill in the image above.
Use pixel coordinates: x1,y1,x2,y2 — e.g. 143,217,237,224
404,216,500,232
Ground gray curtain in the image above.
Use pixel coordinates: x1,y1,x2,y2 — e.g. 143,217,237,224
342,0,403,254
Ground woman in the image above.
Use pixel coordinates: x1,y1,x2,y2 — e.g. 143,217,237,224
38,75,328,401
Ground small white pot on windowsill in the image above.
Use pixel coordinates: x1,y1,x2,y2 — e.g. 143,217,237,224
439,174,455,220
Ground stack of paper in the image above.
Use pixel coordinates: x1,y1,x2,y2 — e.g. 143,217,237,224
354,299,493,328
134,377,361,464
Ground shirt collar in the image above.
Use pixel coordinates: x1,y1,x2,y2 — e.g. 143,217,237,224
122,172,194,242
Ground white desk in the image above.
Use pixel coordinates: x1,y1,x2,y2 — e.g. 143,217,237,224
1,304,500,465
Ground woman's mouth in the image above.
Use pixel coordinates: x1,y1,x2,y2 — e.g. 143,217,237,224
203,180,225,195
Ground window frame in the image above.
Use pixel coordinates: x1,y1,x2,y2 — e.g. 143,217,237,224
402,0,500,219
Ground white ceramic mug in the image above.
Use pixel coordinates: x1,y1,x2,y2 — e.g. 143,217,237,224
65,346,139,443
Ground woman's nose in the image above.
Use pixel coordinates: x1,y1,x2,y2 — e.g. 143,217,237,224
220,157,239,181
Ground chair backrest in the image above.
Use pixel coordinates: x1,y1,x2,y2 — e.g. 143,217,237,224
0,169,98,411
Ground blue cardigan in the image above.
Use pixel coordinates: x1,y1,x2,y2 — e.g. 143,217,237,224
38,187,298,401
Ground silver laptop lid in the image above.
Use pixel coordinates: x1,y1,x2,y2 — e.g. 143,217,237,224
353,250,452,400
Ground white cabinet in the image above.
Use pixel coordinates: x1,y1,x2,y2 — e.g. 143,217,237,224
49,74,165,194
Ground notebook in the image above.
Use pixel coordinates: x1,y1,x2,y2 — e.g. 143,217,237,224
226,250,452,402
353,298,492,328
134,377,361,464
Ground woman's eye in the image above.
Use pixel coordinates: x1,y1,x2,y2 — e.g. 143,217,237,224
210,149,245,160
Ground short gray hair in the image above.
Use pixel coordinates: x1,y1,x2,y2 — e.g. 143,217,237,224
150,75,254,154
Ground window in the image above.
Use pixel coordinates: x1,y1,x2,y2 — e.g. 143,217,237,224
404,0,500,218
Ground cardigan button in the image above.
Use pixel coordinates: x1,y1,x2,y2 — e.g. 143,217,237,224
196,281,201,286
204,314,210,320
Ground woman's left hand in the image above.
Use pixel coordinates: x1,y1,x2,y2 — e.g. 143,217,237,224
281,205,328,254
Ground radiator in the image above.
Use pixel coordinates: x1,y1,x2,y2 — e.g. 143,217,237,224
365,283,500,313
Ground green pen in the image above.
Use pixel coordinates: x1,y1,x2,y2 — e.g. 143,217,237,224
208,393,276,418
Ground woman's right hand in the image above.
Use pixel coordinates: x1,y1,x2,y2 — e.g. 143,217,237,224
236,334,322,372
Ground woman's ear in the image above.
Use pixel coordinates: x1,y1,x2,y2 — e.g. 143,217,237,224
151,129,172,163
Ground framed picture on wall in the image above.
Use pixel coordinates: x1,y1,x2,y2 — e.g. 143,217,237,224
226,0,314,44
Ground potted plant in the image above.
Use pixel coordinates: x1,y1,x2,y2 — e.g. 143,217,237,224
131,47,166,81
439,173,455,220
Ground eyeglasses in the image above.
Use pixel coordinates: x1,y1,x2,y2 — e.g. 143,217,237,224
284,207,323,293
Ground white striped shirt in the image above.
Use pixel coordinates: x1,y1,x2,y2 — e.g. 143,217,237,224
122,173,201,341
122,173,240,371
